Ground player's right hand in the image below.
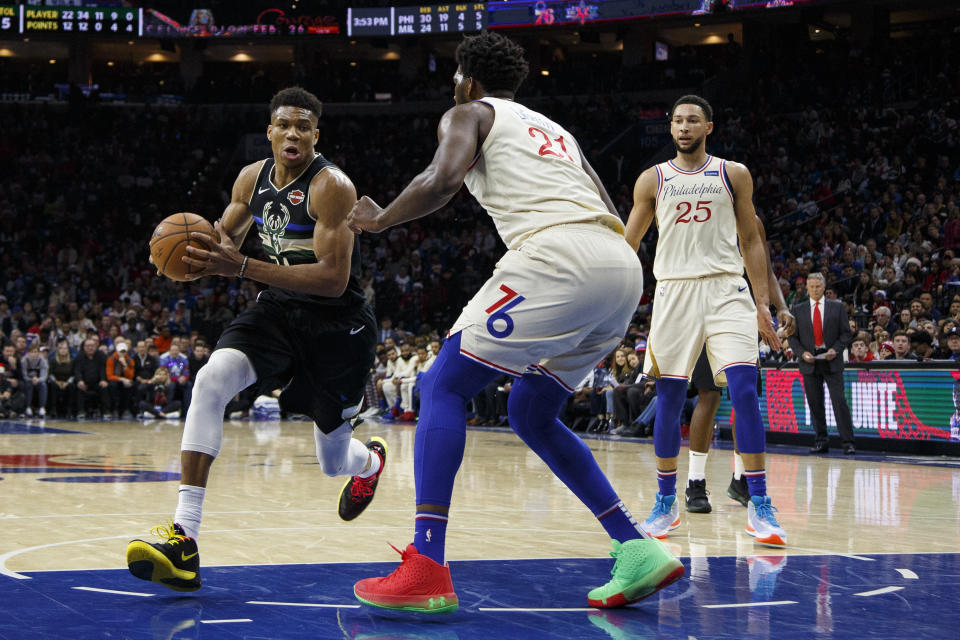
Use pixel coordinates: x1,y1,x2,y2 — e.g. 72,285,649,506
347,196,385,234
757,308,782,352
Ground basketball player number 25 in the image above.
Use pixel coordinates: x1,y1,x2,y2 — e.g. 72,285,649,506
485,284,525,339
674,200,712,225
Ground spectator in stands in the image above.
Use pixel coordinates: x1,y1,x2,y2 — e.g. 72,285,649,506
48,339,76,419
873,306,898,335
153,326,173,355
138,367,181,420
909,331,935,361
847,337,875,363
20,342,48,418
106,341,136,419
158,341,189,416
133,340,158,392
2,343,22,396
878,341,896,360
0,363,25,418
938,328,960,361
74,337,110,419
382,341,418,421
890,331,916,360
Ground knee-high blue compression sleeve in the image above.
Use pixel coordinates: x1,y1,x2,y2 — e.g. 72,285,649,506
414,332,498,507
413,333,498,563
653,378,687,459
725,365,765,455
508,373,644,543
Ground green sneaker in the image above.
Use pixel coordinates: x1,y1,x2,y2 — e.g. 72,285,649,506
587,538,685,608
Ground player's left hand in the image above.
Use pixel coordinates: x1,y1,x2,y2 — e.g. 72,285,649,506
182,221,243,280
757,308,782,352
777,308,796,337
347,196,385,234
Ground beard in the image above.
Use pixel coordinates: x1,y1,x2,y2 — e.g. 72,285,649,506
673,136,704,155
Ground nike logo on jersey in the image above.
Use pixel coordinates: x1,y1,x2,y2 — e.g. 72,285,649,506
663,176,677,182
258,187,271,194
738,286,747,292
181,551,198,562
350,327,363,335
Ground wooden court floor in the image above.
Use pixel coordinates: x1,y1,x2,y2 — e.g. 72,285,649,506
2,416,959,639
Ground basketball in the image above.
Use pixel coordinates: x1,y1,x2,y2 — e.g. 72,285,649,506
149,212,219,282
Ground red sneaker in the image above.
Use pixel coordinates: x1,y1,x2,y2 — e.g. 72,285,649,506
400,411,416,421
354,544,459,613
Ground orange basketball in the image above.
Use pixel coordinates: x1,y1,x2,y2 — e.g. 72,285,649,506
149,213,219,282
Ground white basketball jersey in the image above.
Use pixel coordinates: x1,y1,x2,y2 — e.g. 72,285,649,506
462,97,624,250
651,155,743,280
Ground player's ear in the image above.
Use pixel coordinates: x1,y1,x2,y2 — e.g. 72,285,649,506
706,122,714,135
266,124,273,140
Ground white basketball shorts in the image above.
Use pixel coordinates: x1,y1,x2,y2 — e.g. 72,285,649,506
449,223,642,391
642,274,758,386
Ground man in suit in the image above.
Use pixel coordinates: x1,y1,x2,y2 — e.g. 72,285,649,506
788,272,856,454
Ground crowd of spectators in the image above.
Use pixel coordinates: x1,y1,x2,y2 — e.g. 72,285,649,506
0,22,958,427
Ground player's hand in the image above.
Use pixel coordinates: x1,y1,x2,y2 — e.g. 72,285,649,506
347,196,385,234
757,308,782,352
182,221,242,280
777,308,796,337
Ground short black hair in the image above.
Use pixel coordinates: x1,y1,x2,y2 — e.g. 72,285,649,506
456,31,529,94
671,94,713,122
269,87,322,120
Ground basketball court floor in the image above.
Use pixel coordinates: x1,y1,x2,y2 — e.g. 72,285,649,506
2,416,958,639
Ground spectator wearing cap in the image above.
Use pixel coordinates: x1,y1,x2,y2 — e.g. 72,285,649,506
878,341,896,360
937,328,960,361
788,272,857,455
106,341,136,418
20,341,48,418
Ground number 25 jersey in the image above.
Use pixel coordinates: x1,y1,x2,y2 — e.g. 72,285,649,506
462,97,624,251
652,155,743,281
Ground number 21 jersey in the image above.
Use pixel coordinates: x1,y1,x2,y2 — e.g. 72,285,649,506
652,155,743,280
462,97,624,251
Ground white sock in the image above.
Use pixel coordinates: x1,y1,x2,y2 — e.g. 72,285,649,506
688,450,708,482
358,445,382,479
174,484,205,540
733,453,745,480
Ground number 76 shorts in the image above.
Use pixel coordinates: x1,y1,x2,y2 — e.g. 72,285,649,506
447,223,642,392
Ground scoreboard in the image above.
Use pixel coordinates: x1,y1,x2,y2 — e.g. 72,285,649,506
1,4,140,36
347,4,486,37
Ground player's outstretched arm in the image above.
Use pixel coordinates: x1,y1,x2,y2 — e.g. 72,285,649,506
347,103,489,234
624,168,659,252
729,162,781,351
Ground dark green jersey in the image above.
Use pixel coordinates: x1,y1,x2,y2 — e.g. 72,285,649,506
248,154,364,308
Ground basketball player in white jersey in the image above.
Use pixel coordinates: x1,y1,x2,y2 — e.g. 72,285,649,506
346,32,682,612
625,95,787,546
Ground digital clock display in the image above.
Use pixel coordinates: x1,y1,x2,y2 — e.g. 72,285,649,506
347,4,486,37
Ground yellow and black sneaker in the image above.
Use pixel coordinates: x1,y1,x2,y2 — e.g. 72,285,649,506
338,437,387,521
126,523,202,592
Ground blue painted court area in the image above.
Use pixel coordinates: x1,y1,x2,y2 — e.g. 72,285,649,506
1,553,957,639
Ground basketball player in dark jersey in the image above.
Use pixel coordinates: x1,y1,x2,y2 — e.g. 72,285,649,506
125,87,385,593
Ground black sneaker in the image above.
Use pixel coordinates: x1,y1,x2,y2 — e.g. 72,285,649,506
727,474,750,507
126,523,202,592
685,479,712,513
338,437,387,521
